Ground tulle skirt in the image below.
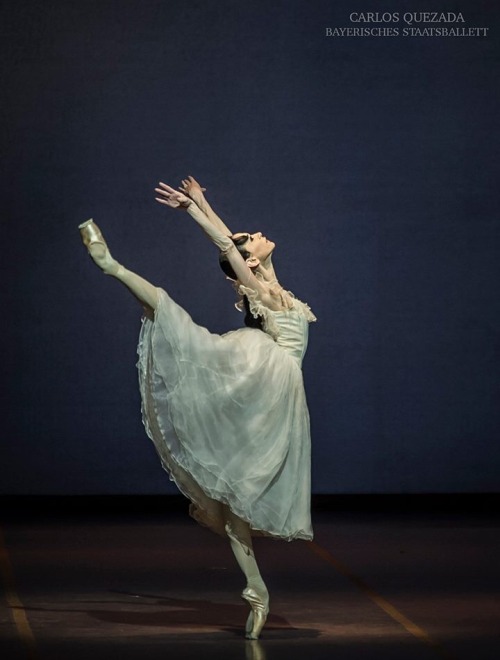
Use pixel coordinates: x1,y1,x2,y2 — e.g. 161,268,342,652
136,288,313,541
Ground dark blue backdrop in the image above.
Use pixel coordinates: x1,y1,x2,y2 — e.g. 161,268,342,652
1,0,499,494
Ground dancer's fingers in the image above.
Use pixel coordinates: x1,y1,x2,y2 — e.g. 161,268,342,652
187,175,206,192
158,182,177,193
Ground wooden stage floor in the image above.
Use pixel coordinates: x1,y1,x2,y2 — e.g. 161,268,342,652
0,496,499,660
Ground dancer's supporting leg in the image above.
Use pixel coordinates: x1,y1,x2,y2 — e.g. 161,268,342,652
79,219,159,311
223,505,269,639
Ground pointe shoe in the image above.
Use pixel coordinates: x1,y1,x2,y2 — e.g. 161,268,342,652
78,219,119,275
245,609,254,636
241,586,269,640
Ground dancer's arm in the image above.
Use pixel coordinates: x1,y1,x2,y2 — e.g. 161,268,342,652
154,185,268,296
186,202,267,292
179,176,232,236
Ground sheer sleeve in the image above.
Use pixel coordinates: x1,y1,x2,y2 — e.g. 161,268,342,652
191,190,232,237
186,201,232,251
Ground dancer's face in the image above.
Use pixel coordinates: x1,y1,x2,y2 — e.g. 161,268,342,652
232,232,275,262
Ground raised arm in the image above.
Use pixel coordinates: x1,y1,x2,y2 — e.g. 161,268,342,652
154,183,268,296
179,176,233,236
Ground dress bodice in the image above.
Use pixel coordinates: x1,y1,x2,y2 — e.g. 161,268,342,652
270,309,310,364
235,283,317,366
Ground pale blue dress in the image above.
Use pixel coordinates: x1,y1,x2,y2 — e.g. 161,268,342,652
136,284,316,541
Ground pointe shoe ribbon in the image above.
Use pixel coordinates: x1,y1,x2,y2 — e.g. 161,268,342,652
242,586,269,640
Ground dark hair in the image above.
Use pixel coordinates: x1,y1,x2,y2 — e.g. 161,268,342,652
219,235,264,331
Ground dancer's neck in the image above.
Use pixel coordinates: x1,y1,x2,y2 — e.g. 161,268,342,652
255,259,281,290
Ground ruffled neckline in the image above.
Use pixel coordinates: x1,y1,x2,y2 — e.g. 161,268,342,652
233,282,317,340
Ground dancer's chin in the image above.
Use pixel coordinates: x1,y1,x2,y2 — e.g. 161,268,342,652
264,242,276,258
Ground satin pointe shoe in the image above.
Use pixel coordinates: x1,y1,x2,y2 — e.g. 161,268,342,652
78,219,119,274
245,609,254,637
241,586,269,640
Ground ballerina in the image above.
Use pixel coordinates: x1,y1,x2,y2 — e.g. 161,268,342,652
78,176,316,639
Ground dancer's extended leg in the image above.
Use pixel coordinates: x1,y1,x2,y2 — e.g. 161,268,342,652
79,219,158,310
223,505,269,639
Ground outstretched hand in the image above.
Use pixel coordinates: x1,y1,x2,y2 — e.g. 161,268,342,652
179,175,206,198
155,182,192,209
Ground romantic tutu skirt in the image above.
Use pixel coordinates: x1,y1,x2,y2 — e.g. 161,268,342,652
136,287,313,541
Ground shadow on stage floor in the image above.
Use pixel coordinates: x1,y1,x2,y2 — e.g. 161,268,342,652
0,494,499,660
